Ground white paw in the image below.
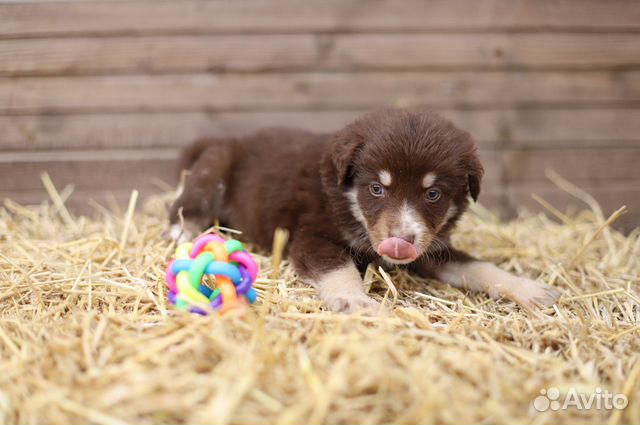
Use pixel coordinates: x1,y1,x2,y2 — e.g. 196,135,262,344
324,292,380,314
162,223,195,244
507,278,560,308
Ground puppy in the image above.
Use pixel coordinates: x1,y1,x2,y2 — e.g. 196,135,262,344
168,109,560,312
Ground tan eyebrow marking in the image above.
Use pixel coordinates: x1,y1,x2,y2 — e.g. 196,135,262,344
422,172,437,188
379,170,392,186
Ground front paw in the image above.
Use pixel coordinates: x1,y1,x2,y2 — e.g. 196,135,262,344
507,278,560,308
162,222,199,244
324,292,380,314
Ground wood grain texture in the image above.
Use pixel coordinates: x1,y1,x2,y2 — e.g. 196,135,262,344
326,33,640,71
0,111,358,151
5,145,640,200
501,148,640,182
0,35,317,75
0,148,501,192
1,33,640,76
1,71,639,112
0,149,177,191
489,148,640,186
1,0,638,231
2,0,638,37
2,109,638,152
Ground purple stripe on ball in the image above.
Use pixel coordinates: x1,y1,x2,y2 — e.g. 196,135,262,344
190,307,208,316
236,265,253,295
210,295,223,309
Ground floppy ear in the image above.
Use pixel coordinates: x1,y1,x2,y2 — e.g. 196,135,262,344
465,150,484,202
330,124,365,185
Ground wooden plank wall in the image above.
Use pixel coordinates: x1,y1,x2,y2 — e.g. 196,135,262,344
1,0,639,230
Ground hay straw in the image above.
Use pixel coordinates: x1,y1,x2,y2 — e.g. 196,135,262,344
118,190,139,254
1,185,639,424
40,172,74,227
270,228,289,280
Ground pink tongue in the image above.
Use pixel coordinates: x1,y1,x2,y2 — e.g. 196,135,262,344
377,237,418,260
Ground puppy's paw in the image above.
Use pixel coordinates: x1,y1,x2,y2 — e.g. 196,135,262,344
507,278,560,308
324,292,380,314
162,222,197,244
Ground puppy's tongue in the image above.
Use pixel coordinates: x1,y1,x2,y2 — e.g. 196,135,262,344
377,237,418,260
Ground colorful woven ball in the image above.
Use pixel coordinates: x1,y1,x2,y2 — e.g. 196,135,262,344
165,234,258,314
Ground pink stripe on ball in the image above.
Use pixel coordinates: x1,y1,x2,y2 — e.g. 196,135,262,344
230,251,258,281
190,234,225,258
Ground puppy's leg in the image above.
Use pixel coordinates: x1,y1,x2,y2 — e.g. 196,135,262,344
415,249,560,308
290,235,379,313
314,262,381,313
168,144,232,242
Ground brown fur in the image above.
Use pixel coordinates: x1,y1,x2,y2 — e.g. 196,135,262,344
169,109,559,311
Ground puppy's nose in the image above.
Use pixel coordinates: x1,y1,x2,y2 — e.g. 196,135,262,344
392,233,415,245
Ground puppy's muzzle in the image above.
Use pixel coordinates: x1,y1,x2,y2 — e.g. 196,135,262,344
377,237,418,261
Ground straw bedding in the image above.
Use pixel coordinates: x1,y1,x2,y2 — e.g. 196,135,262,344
1,179,639,425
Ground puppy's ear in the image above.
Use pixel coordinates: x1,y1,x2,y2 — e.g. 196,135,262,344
330,125,365,185
465,150,484,202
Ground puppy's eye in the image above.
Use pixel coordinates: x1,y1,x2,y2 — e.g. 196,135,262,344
369,182,385,197
426,188,441,202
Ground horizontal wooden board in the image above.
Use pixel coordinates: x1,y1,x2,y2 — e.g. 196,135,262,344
0,35,317,76
2,0,639,37
1,109,639,152
327,33,640,71
3,146,639,199
2,33,640,76
0,111,356,152
0,149,178,191
0,148,503,193
501,148,640,182
1,71,640,113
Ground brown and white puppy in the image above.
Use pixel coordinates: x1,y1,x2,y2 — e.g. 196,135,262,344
168,110,560,312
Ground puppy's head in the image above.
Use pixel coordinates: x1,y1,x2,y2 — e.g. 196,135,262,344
330,109,483,264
